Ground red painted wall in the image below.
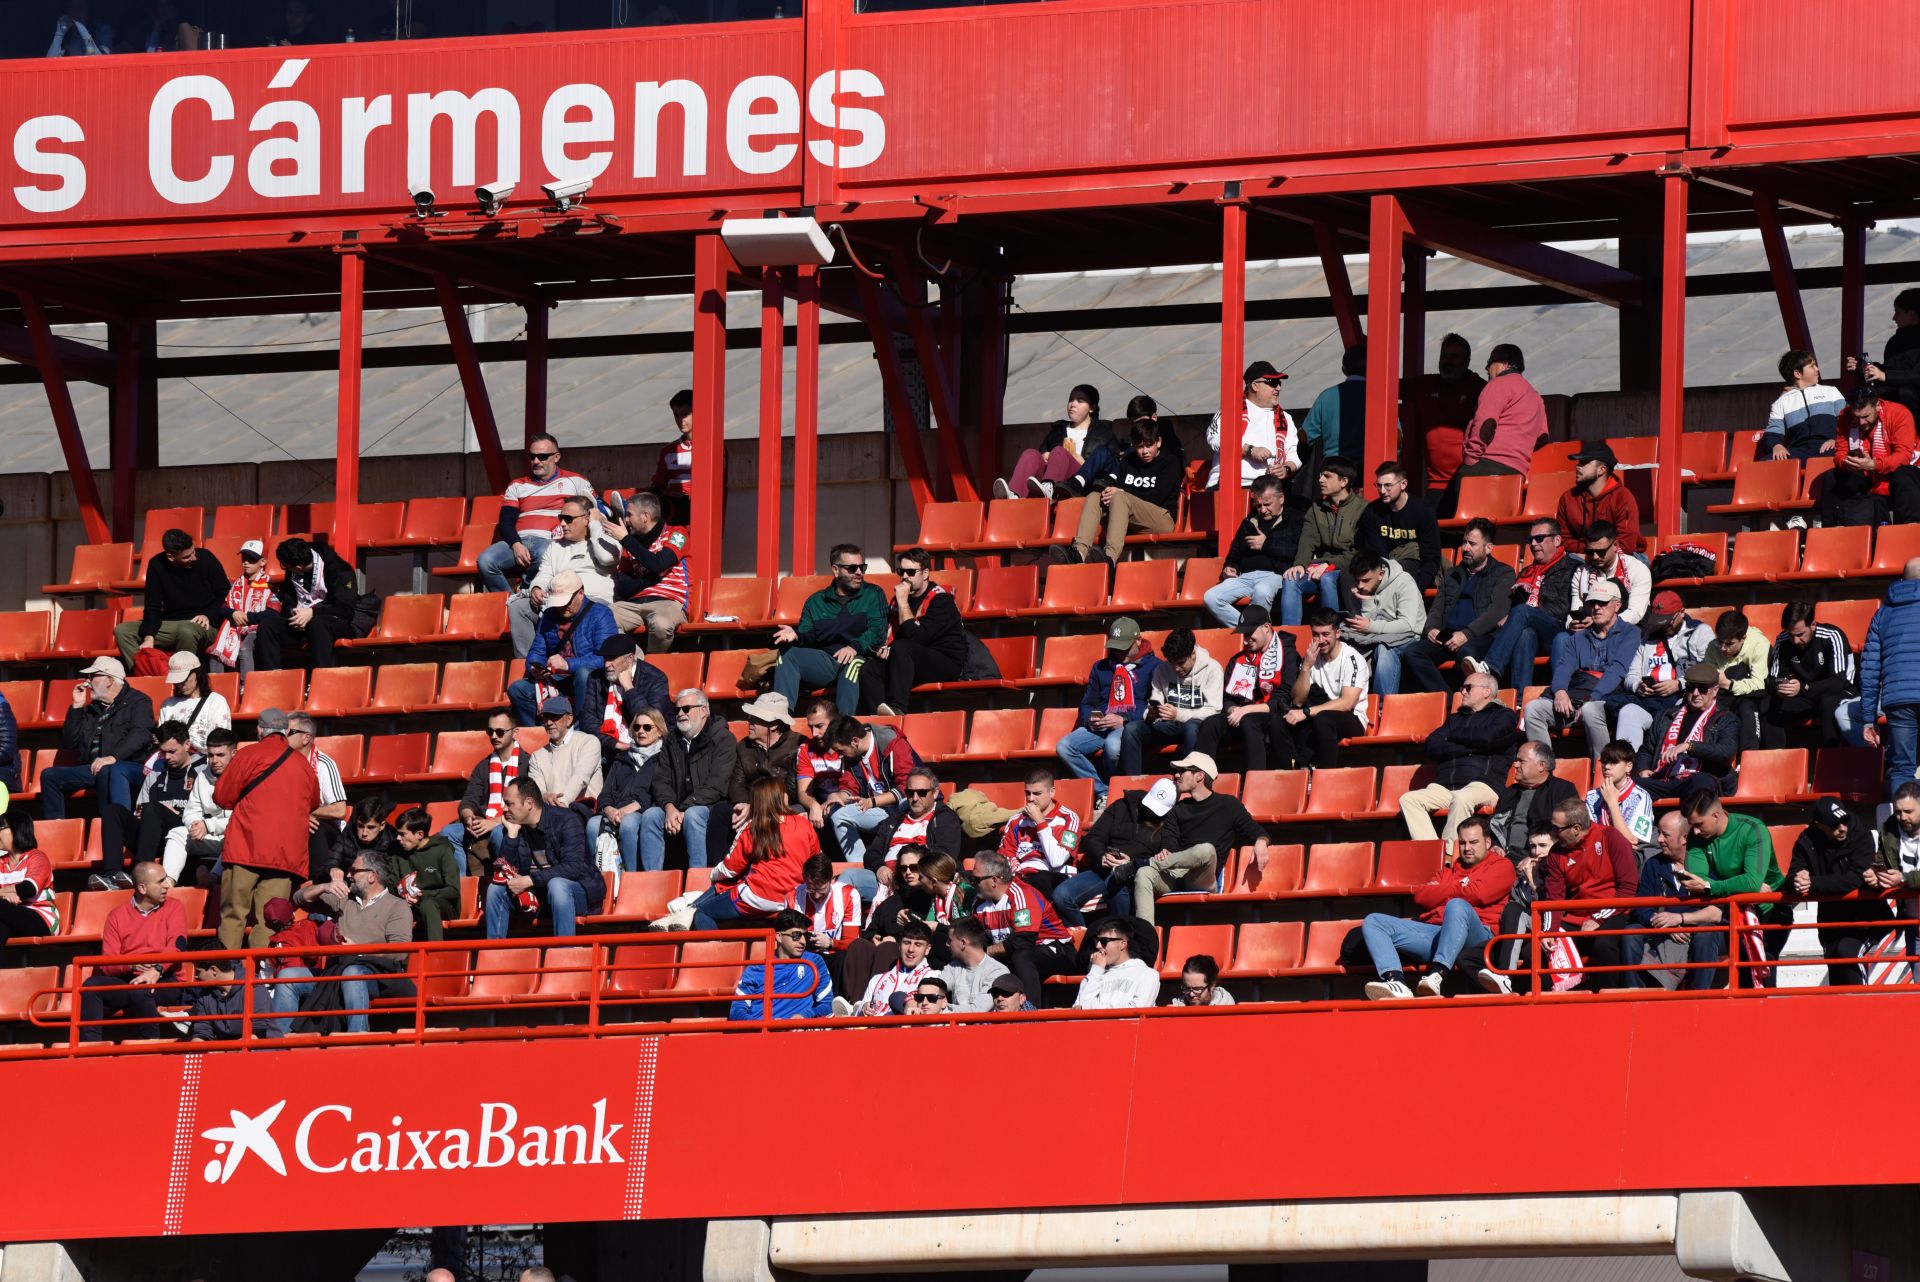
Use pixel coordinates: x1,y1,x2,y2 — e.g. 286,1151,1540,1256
18,994,1920,1241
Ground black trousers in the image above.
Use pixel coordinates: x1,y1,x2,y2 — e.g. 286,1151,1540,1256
1268,707,1364,769
1003,937,1078,1007
1399,635,1493,694
97,803,183,875
862,640,962,712
1816,463,1920,526
1816,923,1887,988
254,608,349,669
1762,687,1852,747
79,972,162,1042
0,899,51,947
1196,708,1296,771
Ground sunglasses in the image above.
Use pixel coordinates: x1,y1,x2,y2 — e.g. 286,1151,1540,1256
528,452,558,461
910,993,944,1003
1529,533,1558,543
833,562,866,573
1094,936,1126,947
675,705,702,714
903,787,935,798
777,929,809,940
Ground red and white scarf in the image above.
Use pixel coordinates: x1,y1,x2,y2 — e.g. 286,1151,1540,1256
1107,662,1139,715
1646,639,1677,685
1225,636,1287,702
630,525,692,608
1657,700,1717,778
1514,549,1567,608
600,687,630,750
484,747,524,819
224,571,276,633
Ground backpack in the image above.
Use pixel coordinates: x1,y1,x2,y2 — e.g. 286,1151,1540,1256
1648,543,1717,584
959,632,1001,682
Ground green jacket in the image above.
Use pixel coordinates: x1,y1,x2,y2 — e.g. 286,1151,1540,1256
1292,492,1366,574
1685,811,1785,898
394,835,462,903
1873,817,1920,889
796,582,889,656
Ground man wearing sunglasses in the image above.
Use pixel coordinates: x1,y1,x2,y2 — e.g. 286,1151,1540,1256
772,543,890,716
507,570,620,728
1073,918,1160,1010
728,909,834,1022
478,434,597,593
1465,519,1580,689
904,976,951,1016
507,496,621,660
451,712,531,873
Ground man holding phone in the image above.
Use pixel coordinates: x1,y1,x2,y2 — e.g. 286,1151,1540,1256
1679,792,1788,984
1818,383,1920,527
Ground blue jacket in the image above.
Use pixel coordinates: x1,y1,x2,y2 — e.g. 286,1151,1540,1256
525,600,620,679
1629,857,1685,928
1550,620,1642,700
495,804,605,912
729,951,833,1022
1860,582,1920,715
1077,648,1163,728
0,689,17,791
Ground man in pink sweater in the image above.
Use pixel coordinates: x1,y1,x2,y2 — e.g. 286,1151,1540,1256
1457,343,1547,482
79,861,189,1042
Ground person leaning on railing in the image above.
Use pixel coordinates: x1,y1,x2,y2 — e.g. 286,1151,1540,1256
1622,812,1727,991
1782,800,1890,987
79,861,186,1042
1677,792,1789,980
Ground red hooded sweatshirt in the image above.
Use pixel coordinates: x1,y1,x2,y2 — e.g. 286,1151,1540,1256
1556,474,1641,554
1411,852,1516,929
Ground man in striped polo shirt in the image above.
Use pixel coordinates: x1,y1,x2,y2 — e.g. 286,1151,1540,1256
968,850,1078,1005
477,434,597,592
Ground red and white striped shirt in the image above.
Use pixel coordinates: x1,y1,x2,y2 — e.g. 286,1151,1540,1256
652,437,694,496
784,881,862,950
970,879,1071,945
882,807,938,865
997,802,1083,877
634,525,692,609
796,741,845,795
502,469,595,543
0,849,58,932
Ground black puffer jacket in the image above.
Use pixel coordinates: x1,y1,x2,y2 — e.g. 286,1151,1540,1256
60,685,156,764
650,715,739,809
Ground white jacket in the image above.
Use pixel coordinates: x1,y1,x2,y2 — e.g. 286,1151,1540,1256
529,527,622,604
1073,957,1162,1010
1344,559,1425,647
180,764,232,837
1570,553,1654,627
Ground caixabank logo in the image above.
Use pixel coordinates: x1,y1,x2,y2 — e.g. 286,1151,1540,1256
199,1097,626,1181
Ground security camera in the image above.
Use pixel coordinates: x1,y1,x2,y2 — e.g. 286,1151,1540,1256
541,178,592,212
475,181,515,217
408,180,435,218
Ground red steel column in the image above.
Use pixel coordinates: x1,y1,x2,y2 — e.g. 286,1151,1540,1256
1752,194,1814,355
335,247,365,563
524,301,549,449
1216,194,1248,556
757,269,786,581
1841,217,1867,391
435,274,509,494
691,234,732,599
858,271,937,514
21,292,110,544
1313,221,1363,350
792,264,821,576
1656,174,1689,537
1364,195,1407,478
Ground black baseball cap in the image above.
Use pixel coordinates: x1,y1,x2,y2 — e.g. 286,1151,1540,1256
1243,360,1288,385
1236,604,1272,636
1814,799,1851,829
1572,441,1618,468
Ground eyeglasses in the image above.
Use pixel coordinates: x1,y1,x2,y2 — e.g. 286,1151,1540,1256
897,863,921,873
903,787,935,798
833,562,866,573
286,729,312,739
1529,533,1558,544
487,726,515,737
563,512,588,523
675,704,702,713
1550,820,1583,832
1180,985,1211,998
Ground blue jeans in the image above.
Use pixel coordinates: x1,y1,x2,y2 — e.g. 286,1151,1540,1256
1364,637,1418,697
1485,603,1565,688
1621,922,1725,990
508,665,596,727
839,867,879,903
267,965,314,1039
1058,724,1126,800
1204,571,1283,627
338,962,381,1035
1361,898,1491,977
1276,569,1342,626
640,804,715,870
1120,717,1202,774
772,646,864,716
589,812,648,872
477,534,550,593
38,760,144,820
1052,867,1133,926
484,875,586,939
1886,704,1919,800
829,802,897,861
691,888,758,931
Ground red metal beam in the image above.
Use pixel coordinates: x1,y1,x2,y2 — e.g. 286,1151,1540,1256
524,302,549,450
1216,196,1248,557
691,235,733,598
334,249,365,563
1752,193,1814,355
1399,199,1639,306
793,265,821,577
1365,196,1408,479
433,273,510,495
892,255,980,504
1841,218,1867,392
1688,0,1731,150
857,271,937,515
19,290,109,544
757,269,786,581
1313,221,1363,350
1656,175,1689,538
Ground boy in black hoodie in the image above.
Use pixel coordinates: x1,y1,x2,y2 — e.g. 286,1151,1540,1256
1055,420,1184,567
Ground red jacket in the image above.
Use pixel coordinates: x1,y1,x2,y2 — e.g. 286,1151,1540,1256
213,732,321,880
1411,853,1515,929
714,813,818,914
1542,826,1638,927
1839,401,1920,497
98,895,189,978
1556,474,1641,554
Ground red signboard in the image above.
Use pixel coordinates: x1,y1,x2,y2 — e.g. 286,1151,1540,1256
13,993,1920,1242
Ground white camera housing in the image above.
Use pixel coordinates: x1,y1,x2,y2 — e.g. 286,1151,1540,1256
541,178,592,211
475,181,516,216
408,180,435,218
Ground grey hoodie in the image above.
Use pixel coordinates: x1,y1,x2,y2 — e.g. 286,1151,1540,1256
941,954,1011,1013
1344,559,1424,647
1146,646,1225,722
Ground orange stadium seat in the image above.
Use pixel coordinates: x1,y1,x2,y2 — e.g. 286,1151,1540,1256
702,650,755,700
37,819,87,869
649,651,705,696
1018,633,1107,687
432,525,494,579
394,497,468,547
1444,475,1523,526
304,666,372,716
1817,598,1878,648
440,593,509,642
516,946,598,1003
1240,771,1308,823
1790,525,1870,580
370,663,439,713
235,668,304,720
1302,767,1377,821
903,501,984,553
1219,844,1303,898
772,576,830,625
954,709,1034,762
421,731,491,782
1020,562,1106,616
436,661,506,712
317,735,364,783
137,507,206,559
1286,919,1362,976
436,948,540,1005
1731,749,1809,805
0,966,65,1023
0,613,51,662
0,680,43,725
1369,693,1446,745
354,502,407,546
605,941,680,997
1301,842,1373,894
45,543,133,596
1706,459,1799,515
969,565,1040,619
361,733,431,783
45,608,119,660
1159,924,1232,979
1107,560,1176,613
1719,528,1798,583
1521,474,1571,523
211,504,275,542
931,568,974,614
902,711,965,760
1680,432,1731,481
588,872,683,924
1047,497,1087,544
673,941,747,997
976,499,1049,549
1868,523,1920,577
1372,840,1445,891
342,594,444,647
278,502,335,541
1228,922,1305,977
1166,557,1225,610
696,577,773,627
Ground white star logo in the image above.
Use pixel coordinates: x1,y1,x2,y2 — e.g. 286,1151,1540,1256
199,1100,288,1184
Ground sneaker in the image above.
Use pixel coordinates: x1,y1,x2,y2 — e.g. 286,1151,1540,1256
1364,978,1413,1001
830,996,856,1018
1476,968,1514,996
87,874,115,892
111,871,135,890
1459,656,1491,677
1785,514,1808,530
601,489,628,520
1046,543,1081,566
1416,971,1447,998
874,702,901,717
993,478,1015,500
1028,478,1056,501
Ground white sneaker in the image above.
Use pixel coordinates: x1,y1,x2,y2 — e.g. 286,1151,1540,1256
993,478,1015,500
1459,656,1491,677
1417,971,1447,998
874,702,901,717
1029,479,1056,501
831,996,856,1018
1785,514,1808,530
1363,978,1413,1001
1476,968,1514,995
